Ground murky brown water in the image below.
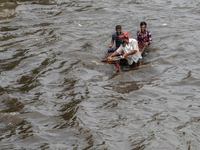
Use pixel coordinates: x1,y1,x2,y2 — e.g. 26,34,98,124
0,0,200,149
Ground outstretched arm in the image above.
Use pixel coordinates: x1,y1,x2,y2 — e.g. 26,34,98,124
107,50,119,60
123,50,137,58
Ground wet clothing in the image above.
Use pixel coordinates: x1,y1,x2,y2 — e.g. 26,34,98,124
116,38,142,65
112,32,124,48
137,30,152,45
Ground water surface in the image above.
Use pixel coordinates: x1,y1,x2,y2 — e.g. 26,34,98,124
0,0,200,149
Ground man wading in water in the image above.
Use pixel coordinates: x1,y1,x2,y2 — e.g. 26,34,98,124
108,25,124,52
137,22,152,56
107,31,143,67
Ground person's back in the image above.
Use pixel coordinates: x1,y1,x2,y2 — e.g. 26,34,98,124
108,25,123,52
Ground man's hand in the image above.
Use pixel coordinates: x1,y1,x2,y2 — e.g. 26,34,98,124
122,54,127,58
107,51,119,60
107,56,111,60
144,42,149,46
109,45,113,48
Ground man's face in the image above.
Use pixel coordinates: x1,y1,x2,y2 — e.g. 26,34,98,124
120,38,128,47
116,29,121,35
140,25,146,33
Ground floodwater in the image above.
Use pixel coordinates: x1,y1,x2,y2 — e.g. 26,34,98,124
0,0,200,149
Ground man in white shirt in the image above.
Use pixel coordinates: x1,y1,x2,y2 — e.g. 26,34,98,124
107,31,143,67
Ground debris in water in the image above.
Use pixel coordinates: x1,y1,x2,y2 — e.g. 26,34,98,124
148,130,153,133
92,60,103,66
5,18,10,23
78,24,82,26
162,23,167,26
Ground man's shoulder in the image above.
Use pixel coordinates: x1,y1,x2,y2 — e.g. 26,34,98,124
147,30,151,34
137,30,141,34
112,32,117,36
112,31,124,36
129,38,137,43
112,32,118,38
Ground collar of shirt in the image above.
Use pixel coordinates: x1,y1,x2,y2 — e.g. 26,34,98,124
139,31,148,37
123,39,133,51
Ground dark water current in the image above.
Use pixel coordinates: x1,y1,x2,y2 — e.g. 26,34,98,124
0,0,200,149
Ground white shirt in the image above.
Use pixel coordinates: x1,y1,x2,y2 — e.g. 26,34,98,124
116,38,142,65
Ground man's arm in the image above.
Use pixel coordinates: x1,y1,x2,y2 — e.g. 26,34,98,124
123,50,137,58
109,40,114,48
146,31,152,45
137,31,140,42
144,42,150,46
107,50,119,60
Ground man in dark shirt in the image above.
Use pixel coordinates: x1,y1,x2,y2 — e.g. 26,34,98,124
108,25,123,52
137,22,152,47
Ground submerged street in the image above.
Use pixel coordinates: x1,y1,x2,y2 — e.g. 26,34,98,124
0,0,200,149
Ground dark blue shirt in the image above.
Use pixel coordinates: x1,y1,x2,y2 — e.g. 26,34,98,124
112,32,123,48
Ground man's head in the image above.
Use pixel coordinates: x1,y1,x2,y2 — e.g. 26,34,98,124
115,25,122,35
140,22,147,33
119,31,130,47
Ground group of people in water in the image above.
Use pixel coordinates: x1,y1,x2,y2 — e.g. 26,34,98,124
107,22,152,67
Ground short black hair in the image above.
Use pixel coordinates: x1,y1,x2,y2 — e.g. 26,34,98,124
116,25,122,30
140,22,147,27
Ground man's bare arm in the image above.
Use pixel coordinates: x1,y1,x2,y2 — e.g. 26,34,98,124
109,40,114,48
107,51,119,60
